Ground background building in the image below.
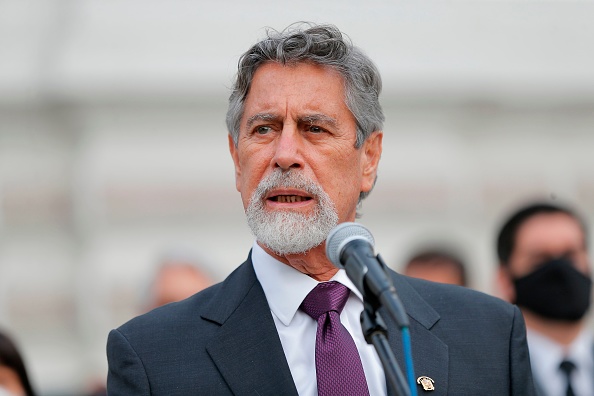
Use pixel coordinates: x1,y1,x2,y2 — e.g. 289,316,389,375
1,1,593,393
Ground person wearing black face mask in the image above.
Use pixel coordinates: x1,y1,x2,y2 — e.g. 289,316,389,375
496,202,593,396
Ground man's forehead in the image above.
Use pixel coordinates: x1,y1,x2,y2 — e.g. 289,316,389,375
238,61,357,134
518,213,583,237
245,62,346,98
514,213,586,253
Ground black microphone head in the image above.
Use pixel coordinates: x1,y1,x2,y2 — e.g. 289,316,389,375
325,222,375,269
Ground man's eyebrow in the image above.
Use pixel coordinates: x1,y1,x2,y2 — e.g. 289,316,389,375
245,113,280,130
245,113,339,130
299,114,338,128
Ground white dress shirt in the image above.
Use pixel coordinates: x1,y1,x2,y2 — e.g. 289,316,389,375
527,327,594,396
251,242,387,396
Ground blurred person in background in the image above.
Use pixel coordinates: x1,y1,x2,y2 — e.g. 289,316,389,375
402,246,468,287
143,251,215,312
496,202,592,396
0,330,36,396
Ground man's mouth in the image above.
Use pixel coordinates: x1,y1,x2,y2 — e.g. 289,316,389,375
269,195,312,203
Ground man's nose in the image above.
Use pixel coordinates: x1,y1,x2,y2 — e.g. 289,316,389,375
272,126,304,171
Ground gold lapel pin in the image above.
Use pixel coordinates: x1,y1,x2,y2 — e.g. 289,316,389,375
417,376,435,391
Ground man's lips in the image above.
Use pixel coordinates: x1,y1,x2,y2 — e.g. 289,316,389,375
265,189,313,204
271,195,310,203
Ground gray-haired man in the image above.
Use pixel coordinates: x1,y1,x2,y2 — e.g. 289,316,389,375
107,23,535,395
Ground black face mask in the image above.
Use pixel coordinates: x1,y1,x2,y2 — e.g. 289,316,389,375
512,257,592,322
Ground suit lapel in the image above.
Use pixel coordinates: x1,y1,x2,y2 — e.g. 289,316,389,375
200,256,450,395
203,256,298,396
383,272,450,396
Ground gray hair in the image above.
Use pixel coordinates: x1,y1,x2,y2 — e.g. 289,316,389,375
226,22,385,149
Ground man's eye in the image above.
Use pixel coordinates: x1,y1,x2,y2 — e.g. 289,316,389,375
256,126,271,134
308,125,323,133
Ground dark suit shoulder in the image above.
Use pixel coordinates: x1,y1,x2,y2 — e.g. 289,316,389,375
397,274,521,341
118,282,217,333
394,274,535,395
404,275,514,315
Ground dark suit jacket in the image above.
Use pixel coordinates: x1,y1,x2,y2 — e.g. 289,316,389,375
107,253,535,395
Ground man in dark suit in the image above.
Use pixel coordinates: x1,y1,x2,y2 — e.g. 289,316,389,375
107,22,535,395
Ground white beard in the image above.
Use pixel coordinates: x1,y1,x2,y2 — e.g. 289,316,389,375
245,169,339,255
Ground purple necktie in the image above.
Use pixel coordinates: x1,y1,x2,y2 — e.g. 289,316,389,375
300,281,370,396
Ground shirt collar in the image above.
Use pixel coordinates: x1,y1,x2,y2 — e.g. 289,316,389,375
251,241,363,327
527,327,594,374
568,328,594,374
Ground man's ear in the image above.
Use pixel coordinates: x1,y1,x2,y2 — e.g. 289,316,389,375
361,131,383,193
496,266,516,303
228,134,241,192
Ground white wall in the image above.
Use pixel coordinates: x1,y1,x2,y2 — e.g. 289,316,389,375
1,0,593,393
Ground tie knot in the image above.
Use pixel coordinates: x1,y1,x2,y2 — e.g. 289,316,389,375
300,281,351,320
559,360,576,376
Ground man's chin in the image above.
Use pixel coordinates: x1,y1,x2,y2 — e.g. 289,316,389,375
265,244,320,257
247,196,338,257
263,206,314,217
257,230,325,257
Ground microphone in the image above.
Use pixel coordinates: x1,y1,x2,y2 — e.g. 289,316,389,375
326,222,409,328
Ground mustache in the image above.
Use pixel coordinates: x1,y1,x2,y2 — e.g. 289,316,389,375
253,169,323,200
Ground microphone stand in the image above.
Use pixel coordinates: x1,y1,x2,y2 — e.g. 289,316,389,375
361,301,410,396
335,231,417,395
356,253,417,396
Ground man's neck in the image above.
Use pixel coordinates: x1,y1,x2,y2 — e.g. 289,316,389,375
523,310,586,347
258,241,338,281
